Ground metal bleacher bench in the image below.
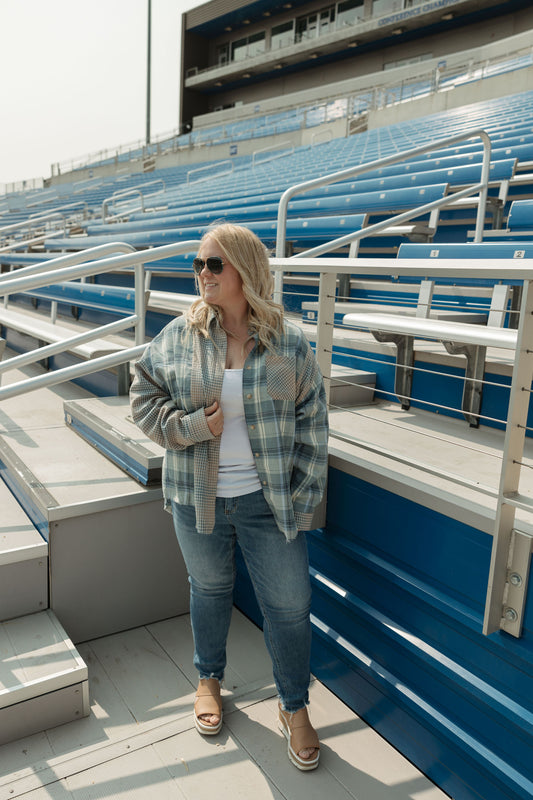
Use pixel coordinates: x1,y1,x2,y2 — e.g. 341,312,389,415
301,218,532,327
146,290,194,316
0,303,126,357
301,278,494,325
470,199,533,241
343,282,515,427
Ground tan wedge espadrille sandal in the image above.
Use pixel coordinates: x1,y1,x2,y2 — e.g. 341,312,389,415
278,703,320,770
194,678,223,735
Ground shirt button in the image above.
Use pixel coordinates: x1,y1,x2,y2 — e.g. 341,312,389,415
246,393,252,399
250,424,255,430
262,480,267,486
255,452,260,458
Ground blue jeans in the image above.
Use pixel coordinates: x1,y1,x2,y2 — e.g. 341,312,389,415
171,490,312,713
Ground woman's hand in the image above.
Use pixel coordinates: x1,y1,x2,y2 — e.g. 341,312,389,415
205,400,224,436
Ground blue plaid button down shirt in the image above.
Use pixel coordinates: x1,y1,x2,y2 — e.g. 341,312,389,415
130,312,328,539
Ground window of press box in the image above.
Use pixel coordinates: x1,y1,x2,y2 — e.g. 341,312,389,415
217,43,229,66
295,7,336,43
271,20,295,50
231,31,266,62
373,0,409,15
337,0,364,28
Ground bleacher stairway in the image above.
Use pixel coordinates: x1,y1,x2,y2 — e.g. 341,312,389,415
0,357,191,747
0,476,89,745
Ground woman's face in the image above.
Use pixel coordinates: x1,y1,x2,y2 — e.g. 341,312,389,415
197,236,247,312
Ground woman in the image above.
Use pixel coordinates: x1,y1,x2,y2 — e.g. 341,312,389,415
130,223,328,770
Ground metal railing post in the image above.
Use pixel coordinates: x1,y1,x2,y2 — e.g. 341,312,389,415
474,131,492,243
134,261,146,346
315,269,337,406
275,129,494,302
483,278,533,637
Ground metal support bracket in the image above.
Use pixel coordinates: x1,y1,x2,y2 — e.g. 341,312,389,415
500,529,533,637
117,362,131,396
337,272,351,302
442,341,486,427
371,331,414,410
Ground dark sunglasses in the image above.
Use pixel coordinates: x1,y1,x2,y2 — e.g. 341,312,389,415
192,256,225,275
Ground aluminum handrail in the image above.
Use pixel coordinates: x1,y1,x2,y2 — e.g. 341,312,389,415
273,129,491,299
187,160,234,185
271,254,533,641
29,201,90,221
0,344,146,402
72,176,104,194
115,179,166,197
0,242,137,283
0,243,140,314
102,189,144,222
0,316,139,378
310,130,334,147
0,229,66,254
0,203,89,236
297,180,487,258
252,142,294,167
25,190,61,209
101,179,168,221
0,239,201,386
0,240,196,297
0,211,67,237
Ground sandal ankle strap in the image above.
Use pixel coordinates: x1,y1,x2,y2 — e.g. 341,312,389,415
279,705,320,750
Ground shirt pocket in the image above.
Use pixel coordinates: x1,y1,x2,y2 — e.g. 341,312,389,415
266,354,296,401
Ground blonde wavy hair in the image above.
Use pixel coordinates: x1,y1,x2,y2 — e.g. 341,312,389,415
186,223,284,350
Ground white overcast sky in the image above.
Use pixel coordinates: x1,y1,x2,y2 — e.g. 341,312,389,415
0,0,198,186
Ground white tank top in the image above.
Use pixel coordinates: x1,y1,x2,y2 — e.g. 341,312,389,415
216,369,262,497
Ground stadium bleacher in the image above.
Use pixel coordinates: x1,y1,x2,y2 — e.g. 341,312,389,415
2,91,531,242
3,22,533,800
2,89,533,330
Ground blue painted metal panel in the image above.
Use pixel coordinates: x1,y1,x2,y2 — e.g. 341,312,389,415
320,468,533,798
24,282,136,315
398,242,533,259
233,458,533,800
64,415,158,486
49,350,122,397
0,458,49,542
310,624,533,800
308,468,533,799
93,266,196,287
508,200,533,230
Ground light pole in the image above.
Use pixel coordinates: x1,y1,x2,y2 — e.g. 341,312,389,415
146,0,152,145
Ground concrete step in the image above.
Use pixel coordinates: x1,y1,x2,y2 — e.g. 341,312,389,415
0,366,189,644
329,364,375,407
0,610,89,746
62,369,376,494
64,395,163,485
0,481,48,622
